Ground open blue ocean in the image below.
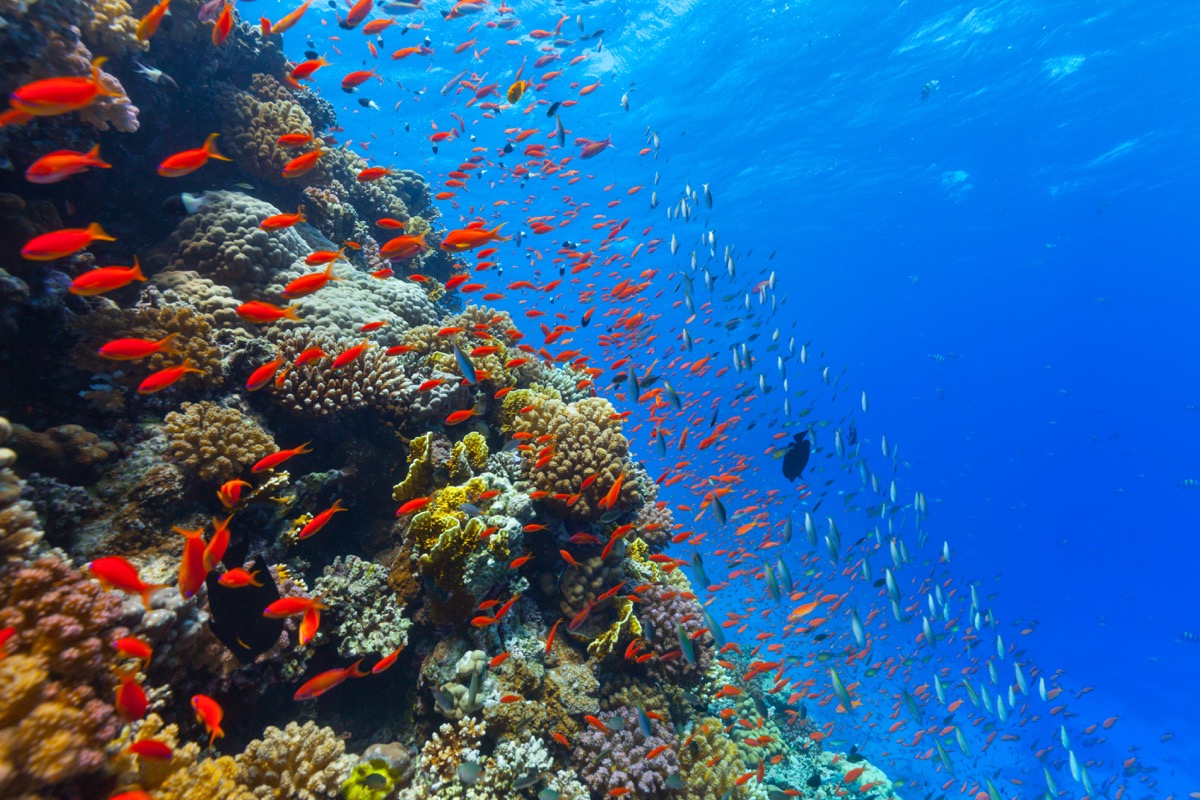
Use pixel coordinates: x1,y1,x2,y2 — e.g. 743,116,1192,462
0,0,1195,798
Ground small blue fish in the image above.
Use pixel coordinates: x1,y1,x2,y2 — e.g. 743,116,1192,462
453,341,477,385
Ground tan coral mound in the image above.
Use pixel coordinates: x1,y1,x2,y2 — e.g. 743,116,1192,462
164,401,276,483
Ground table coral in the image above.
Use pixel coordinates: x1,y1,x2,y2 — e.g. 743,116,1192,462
164,400,276,484
235,721,355,800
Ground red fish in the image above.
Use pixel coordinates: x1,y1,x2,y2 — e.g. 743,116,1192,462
441,223,508,251
299,605,321,645
294,659,367,700
246,351,285,391
123,739,173,760
284,263,341,298
217,479,251,509
114,636,154,664
282,147,324,178
372,644,405,674
338,0,373,28
115,672,148,721
299,499,347,539
25,143,110,184
252,442,313,473
203,514,232,571
276,131,315,148
236,300,301,324
580,135,613,159
21,222,115,261
342,68,382,90
260,206,306,230
174,525,209,599
446,405,484,425
211,2,234,45
269,0,311,34
396,496,431,515
290,56,330,81
9,56,118,116
69,257,146,296
158,133,231,177
263,596,328,618
191,694,224,746
136,0,171,41
331,338,372,370
379,232,428,259
137,359,205,394
98,333,179,361
89,556,166,608
217,567,262,588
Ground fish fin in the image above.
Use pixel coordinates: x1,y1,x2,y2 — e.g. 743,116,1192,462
157,332,181,356
204,132,233,162
130,256,146,281
284,303,303,321
87,221,117,242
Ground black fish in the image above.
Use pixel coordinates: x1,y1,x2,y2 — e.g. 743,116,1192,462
305,49,320,60
503,142,513,154
205,554,284,661
807,773,821,789
546,101,561,117
781,433,810,481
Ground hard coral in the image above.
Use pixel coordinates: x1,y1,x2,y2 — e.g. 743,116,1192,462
313,555,410,659
0,416,42,560
214,74,321,187
236,721,355,800
573,706,680,798
164,400,276,483
677,718,749,800
509,395,644,521
9,423,118,484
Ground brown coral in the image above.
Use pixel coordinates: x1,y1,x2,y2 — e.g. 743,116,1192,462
164,401,276,483
214,74,321,188
235,721,355,800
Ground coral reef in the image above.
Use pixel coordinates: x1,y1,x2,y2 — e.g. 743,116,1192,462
236,721,356,800
164,401,276,484
313,555,410,659
0,417,43,561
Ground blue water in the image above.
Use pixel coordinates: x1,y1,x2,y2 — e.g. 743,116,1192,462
264,0,1200,794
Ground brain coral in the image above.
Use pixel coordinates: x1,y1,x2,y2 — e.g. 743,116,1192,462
164,401,277,483
162,191,309,291
509,394,645,520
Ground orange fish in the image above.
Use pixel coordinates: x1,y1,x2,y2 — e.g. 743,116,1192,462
342,68,382,90
217,567,262,588
203,514,232,571
440,223,508,251
217,479,252,509
21,222,115,261
236,300,301,324
304,246,346,266
295,347,328,367
114,636,154,664
290,56,330,81
9,56,118,116
445,404,484,425
284,263,341,298
137,359,205,394
260,206,306,230
191,694,224,746
299,605,321,645
158,133,231,177
69,257,146,296
276,131,315,148
25,143,110,184
372,644,405,674
252,442,312,473
269,0,311,34
136,0,170,40
115,672,148,721
331,338,372,370
509,553,533,569
584,714,611,734
356,166,393,181
395,496,432,515
282,147,324,178
294,659,367,701
247,351,286,391
123,740,173,760
378,231,428,259
174,525,209,599
88,556,167,609
489,652,510,668
98,333,179,361
211,2,234,45
298,499,347,539
263,596,327,618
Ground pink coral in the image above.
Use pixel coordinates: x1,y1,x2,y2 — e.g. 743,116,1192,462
572,706,679,797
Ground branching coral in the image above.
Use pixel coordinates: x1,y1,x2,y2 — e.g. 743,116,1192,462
0,556,132,795
236,721,355,800
164,401,276,483
573,706,680,798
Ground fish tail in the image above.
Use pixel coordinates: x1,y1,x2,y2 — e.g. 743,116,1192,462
490,221,510,241
414,231,428,247
87,222,117,242
296,440,314,455
91,57,122,98
130,255,146,282
296,204,307,222
284,303,302,321
157,332,182,356
204,132,233,162
182,357,207,376
87,142,112,168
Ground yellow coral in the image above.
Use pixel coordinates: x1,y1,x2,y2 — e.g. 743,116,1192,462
587,597,641,659
152,754,255,800
86,0,146,56
461,431,489,471
678,718,748,800
392,433,433,504
0,654,45,729
108,713,202,792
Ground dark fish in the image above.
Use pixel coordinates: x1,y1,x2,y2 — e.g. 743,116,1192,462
305,49,320,59
782,433,811,481
546,101,561,117
807,773,822,789
205,554,284,661
503,142,514,154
